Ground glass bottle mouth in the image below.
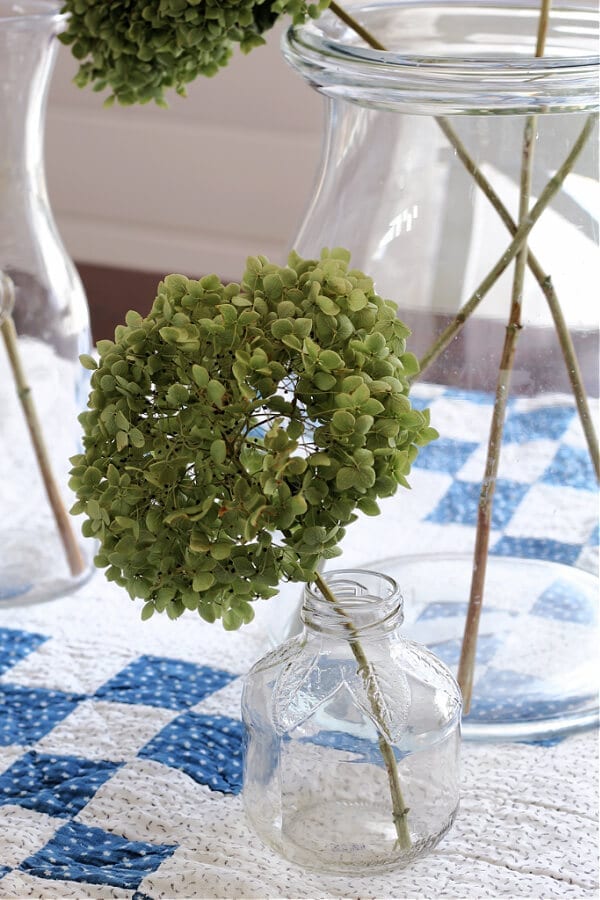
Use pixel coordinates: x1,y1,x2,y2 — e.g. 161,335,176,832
282,0,600,114
303,568,404,637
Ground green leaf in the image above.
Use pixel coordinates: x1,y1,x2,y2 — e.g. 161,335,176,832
357,497,381,516
116,430,128,451
319,349,343,371
332,410,355,433
80,353,98,370
167,383,189,406
210,439,227,465
192,365,210,387
207,380,226,406
400,352,420,376
193,572,216,591
335,467,357,491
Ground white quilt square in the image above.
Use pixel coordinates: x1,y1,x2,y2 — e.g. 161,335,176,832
77,757,216,844
0,746,27,778
191,678,244,719
0,637,138,696
0,805,62,868
457,439,559,485
0,871,132,899
35,700,177,762
427,396,493,443
504,482,599,544
490,614,598,681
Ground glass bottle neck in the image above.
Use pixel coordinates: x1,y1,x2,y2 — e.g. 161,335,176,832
302,569,404,640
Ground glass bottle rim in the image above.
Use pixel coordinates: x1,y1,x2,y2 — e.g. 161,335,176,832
283,0,600,114
303,568,404,637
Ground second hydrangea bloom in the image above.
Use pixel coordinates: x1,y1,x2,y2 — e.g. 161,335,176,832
59,0,331,105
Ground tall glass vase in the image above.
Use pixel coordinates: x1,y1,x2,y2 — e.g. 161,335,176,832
0,1,93,604
278,0,599,741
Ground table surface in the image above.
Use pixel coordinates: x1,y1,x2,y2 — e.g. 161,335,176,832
0,384,598,899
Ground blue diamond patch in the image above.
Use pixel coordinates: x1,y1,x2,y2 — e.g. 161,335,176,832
0,751,120,817
429,633,501,667
492,536,583,566
0,684,84,746
418,601,469,621
20,821,176,890
95,655,237,711
139,712,243,794
531,578,598,625
427,479,529,529
0,627,48,676
412,437,478,475
503,405,574,443
542,444,597,491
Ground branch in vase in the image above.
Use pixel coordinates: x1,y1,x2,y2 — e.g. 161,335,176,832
435,116,599,478
416,113,598,377
0,274,86,577
458,35,545,709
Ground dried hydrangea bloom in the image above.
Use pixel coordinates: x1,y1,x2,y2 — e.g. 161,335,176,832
59,0,331,105
70,249,436,628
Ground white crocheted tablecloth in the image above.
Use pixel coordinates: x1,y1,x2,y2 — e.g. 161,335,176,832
0,572,598,900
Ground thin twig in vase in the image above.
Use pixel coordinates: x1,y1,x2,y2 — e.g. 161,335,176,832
457,0,552,709
416,113,598,376
0,274,85,577
434,118,599,478
325,4,599,476
314,571,412,851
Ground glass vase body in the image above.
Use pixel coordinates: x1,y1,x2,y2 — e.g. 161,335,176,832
242,569,462,874
278,1,600,741
0,1,93,604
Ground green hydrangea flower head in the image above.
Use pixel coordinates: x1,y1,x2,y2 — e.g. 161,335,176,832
70,248,437,629
59,0,331,106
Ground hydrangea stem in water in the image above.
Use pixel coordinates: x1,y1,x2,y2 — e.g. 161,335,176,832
313,571,412,851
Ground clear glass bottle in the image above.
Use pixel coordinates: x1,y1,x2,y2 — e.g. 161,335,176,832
276,1,599,741
0,1,93,604
243,569,461,874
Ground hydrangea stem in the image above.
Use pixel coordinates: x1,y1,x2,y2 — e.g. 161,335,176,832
314,571,412,852
326,3,599,476
0,273,85,577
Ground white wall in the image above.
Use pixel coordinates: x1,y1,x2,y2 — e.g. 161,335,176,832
45,21,323,282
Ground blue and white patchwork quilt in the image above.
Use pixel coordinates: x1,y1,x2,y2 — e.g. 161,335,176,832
0,386,598,898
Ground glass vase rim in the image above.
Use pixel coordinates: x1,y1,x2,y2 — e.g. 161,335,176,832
0,0,65,25
283,0,599,113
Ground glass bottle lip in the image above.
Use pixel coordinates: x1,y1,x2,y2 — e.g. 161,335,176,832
303,568,404,637
282,0,600,114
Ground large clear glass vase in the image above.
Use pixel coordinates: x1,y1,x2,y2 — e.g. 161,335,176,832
278,1,599,741
0,1,93,604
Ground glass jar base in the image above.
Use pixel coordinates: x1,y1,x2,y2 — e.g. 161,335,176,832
250,800,458,875
371,553,598,743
